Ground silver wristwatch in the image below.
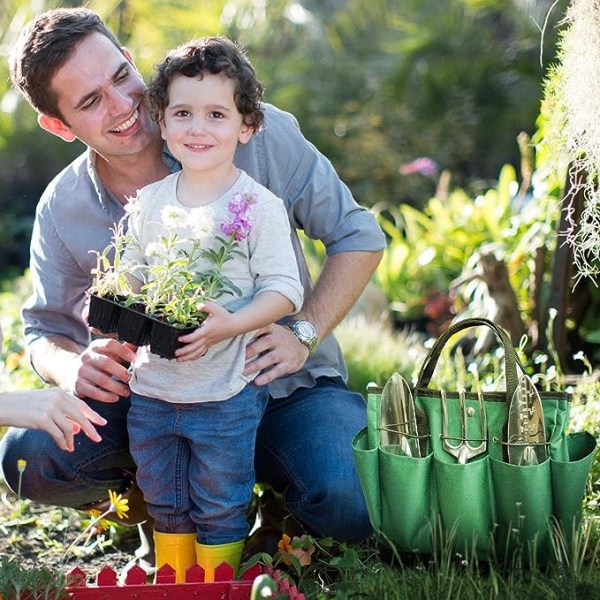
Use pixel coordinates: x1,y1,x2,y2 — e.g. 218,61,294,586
289,320,319,356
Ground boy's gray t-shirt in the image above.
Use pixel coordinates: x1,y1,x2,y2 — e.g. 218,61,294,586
125,170,303,402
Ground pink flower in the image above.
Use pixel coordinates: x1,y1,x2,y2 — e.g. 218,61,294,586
263,566,306,600
399,157,439,179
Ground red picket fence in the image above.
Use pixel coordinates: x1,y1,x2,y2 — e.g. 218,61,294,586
66,562,263,599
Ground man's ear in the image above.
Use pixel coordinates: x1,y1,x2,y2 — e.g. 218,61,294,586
38,114,77,143
122,47,138,70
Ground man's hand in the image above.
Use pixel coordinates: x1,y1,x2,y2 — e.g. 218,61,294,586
243,324,309,386
65,338,137,402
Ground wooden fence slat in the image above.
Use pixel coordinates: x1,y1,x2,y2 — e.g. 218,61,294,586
124,564,148,585
184,563,205,582
213,561,235,581
155,563,176,584
96,565,118,586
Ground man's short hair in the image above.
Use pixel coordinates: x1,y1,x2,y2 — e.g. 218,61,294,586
10,7,124,121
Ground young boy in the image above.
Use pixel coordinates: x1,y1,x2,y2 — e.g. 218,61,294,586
123,37,303,582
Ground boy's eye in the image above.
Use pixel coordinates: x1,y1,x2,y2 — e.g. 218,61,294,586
210,111,224,119
174,110,190,118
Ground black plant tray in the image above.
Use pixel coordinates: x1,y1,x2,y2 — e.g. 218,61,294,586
87,294,125,334
118,303,152,346
149,317,197,360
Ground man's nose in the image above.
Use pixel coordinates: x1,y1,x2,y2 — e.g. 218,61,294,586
107,86,133,115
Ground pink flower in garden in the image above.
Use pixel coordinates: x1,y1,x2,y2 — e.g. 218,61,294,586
264,566,306,600
220,191,258,241
399,156,439,179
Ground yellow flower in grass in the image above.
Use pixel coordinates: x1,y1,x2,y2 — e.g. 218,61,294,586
108,489,129,520
62,489,129,563
86,509,110,535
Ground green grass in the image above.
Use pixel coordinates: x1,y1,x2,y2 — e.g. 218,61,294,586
1,272,599,598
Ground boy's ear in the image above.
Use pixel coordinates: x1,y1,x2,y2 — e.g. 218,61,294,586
159,118,167,141
38,114,77,143
238,122,254,145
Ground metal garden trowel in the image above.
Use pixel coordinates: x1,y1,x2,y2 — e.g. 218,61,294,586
507,374,547,465
379,373,426,457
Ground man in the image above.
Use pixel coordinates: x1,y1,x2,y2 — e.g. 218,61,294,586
0,7,385,554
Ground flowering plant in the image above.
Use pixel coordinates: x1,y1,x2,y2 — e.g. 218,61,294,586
88,216,138,301
140,191,256,328
92,191,258,330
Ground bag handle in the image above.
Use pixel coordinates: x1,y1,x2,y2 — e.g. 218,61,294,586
415,317,524,400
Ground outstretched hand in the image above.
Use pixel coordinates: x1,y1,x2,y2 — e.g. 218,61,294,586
242,323,309,386
2,389,107,452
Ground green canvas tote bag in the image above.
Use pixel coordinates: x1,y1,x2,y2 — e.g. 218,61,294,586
352,317,597,563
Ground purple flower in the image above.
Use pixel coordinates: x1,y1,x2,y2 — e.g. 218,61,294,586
220,192,258,241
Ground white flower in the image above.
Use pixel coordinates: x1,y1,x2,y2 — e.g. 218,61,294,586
123,196,142,216
145,241,165,260
161,205,188,229
186,207,214,238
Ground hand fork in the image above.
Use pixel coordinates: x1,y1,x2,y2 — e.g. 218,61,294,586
440,390,487,464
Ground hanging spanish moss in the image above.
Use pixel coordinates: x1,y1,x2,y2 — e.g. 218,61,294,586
544,0,600,282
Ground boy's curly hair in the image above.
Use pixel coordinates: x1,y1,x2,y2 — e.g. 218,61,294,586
147,37,264,132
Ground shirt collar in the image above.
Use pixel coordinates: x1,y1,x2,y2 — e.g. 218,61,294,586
86,144,181,209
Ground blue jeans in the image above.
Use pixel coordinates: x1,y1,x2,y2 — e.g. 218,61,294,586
0,377,371,541
128,387,268,544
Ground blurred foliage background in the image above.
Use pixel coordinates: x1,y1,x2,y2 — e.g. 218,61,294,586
0,0,569,275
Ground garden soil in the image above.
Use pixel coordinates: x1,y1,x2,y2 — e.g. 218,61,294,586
0,480,143,582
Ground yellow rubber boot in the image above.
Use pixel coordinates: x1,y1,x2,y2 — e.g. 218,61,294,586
195,540,244,582
154,531,197,583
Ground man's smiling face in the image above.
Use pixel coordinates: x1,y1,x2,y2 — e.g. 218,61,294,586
47,31,159,159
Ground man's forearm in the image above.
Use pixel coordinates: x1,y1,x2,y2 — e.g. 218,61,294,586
297,250,383,339
29,335,83,389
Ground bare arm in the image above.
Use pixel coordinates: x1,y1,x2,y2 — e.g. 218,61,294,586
244,249,383,385
175,292,295,362
295,250,383,338
0,388,107,452
30,335,137,402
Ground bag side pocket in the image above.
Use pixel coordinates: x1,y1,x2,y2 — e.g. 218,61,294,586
551,432,597,534
490,456,552,564
352,428,382,533
433,456,493,558
379,449,434,554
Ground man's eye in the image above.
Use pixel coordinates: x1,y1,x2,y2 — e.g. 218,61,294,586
116,70,129,83
82,97,100,110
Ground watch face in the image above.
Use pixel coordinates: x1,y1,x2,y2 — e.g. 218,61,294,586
295,320,317,341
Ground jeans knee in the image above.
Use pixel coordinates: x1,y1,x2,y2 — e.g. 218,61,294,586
289,476,371,542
